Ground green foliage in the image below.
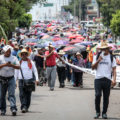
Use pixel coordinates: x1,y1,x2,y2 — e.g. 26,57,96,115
0,0,46,39
110,10,120,36
19,14,32,28
96,0,120,27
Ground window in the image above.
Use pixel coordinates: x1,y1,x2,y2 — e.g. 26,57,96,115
88,6,94,10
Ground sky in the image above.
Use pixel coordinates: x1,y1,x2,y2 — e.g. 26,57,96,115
29,0,69,20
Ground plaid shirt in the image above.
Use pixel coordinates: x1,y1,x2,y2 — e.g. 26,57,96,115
72,58,85,72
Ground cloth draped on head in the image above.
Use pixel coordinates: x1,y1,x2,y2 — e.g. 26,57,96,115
3,45,13,52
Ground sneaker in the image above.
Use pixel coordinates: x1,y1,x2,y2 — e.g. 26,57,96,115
50,88,54,91
1,111,5,116
102,113,107,119
94,113,100,119
80,85,83,88
12,109,17,116
26,109,29,112
73,84,76,87
21,108,26,113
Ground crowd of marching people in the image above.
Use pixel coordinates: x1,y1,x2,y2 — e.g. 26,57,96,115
0,20,119,119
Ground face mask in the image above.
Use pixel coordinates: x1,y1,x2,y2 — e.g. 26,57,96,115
102,51,105,55
100,51,105,58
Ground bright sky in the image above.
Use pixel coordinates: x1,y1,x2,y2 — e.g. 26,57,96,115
29,0,69,20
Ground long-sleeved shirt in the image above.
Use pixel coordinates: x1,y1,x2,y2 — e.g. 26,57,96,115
72,58,85,72
15,60,39,81
56,56,66,67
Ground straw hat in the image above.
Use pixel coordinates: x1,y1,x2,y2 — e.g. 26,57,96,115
99,42,112,49
76,52,83,57
58,50,65,55
48,44,54,48
19,49,30,58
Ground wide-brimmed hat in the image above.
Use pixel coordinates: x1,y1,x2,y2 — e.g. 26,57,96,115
99,42,112,49
76,52,83,57
19,49,30,58
58,50,65,55
48,44,54,48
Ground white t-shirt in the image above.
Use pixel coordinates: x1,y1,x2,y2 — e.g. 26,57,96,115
92,54,116,80
15,60,39,81
56,56,66,67
0,55,19,77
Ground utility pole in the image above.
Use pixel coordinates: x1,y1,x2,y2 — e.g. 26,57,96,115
79,0,82,22
74,1,76,23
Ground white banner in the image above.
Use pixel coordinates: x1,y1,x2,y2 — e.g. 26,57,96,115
64,61,96,76
65,61,120,82
116,66,120,82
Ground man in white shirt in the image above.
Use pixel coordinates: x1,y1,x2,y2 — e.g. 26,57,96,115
0,45,20,116
92,42,116,119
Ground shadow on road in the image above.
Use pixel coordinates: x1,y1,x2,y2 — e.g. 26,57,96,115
111,88,120,90
68,87,94,90
27,111,42,114
98,117,120,120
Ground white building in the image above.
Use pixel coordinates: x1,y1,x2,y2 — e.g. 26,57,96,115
86,0,98,20
29,0,70,21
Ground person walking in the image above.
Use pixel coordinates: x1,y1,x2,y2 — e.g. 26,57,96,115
15,49,39,113
56,50,66,88
34,48,47,86
72,52,85,87
45,45,64,91
92,42,116,119
0,45,20,116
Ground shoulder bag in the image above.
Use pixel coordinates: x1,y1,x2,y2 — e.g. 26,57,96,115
20,68,36,92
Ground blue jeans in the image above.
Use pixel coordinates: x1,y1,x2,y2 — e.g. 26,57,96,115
87,62,92,68
19,80,32,110
71,72,75,85
1,77,17,112
0,83,1,110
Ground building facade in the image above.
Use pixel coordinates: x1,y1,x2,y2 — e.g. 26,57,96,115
86,0,98,20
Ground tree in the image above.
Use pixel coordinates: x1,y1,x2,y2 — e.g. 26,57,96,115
96,0,120,27
0,0,46,39
110,10,120,37
19,14,32,28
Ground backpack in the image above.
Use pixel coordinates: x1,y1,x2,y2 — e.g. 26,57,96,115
96,51,114,78
96,51,113,64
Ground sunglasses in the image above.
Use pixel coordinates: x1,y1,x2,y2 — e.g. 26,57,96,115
21,53,28,56
102,48,108,51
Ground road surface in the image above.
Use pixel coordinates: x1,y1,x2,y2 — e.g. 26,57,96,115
1,73,120,120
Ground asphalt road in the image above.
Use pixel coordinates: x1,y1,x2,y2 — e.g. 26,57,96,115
1,73,120,120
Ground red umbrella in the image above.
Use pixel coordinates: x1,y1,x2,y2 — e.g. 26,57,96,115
76,34,82,37
70,29,76,32
35,24,41,27
69,35,76,39
52,37,61,41
76,36,85,40
26,42,37,46
69,39,83,44
63,46,75,52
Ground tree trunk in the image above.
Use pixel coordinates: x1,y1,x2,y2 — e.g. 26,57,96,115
8,32,12,40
